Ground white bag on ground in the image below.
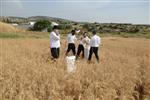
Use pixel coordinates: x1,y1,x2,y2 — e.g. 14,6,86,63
84,47,90,59
66,56,76,73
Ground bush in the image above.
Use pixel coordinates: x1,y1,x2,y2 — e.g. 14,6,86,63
127,26,140,33
33,20,51,31
47,26,53,32
65,24,72,29
59,24,66,30
59,24,72,30
83,24,90,30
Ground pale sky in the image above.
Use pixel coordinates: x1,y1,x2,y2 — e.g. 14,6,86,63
1,0,150,24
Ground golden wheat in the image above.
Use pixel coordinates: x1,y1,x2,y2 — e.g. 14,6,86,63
0,37,150,100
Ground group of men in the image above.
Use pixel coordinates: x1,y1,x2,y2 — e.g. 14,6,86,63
50,25,101,63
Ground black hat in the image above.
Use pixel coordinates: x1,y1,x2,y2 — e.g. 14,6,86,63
71,30,76,33
53,25,59,30
92,30,97,35
71,30,76,35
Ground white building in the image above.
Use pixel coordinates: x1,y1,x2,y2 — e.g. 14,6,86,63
11,23,18,26
51,22,59,26
29,22,36,26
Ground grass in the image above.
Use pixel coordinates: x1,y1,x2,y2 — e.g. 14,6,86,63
0,32,25,38
99,32,150,39
0,37,150,100
0,32,49,39
1,29,150,39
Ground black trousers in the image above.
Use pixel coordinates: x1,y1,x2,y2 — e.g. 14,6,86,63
88,47,99,61
66,43,76,55
77,44,84,58
51,48,60,59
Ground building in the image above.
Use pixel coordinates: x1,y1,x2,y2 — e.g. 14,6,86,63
29,22,36,26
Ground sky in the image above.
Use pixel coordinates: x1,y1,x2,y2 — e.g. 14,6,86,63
0,0,150,24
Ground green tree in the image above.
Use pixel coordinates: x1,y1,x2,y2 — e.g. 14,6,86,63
47,26,53,32
65,24,72,29
59,24,66,30
59,24,72,30
33,20,51,31
83,24,89,29
127,26,140,33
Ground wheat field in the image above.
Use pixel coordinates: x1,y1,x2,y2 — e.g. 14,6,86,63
0,37,150,100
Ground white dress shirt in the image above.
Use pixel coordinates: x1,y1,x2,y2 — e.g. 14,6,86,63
79,35,84,45
50,31,60,48
83,36,90,49
67,33,77,44
90,35,101,47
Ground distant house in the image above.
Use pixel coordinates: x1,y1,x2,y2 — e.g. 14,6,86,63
29,22,36,26
51,22,59,26
11,23,18,26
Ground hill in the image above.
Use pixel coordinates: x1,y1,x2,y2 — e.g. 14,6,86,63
0,22,21,33
0,16,74,24
0,16,150,37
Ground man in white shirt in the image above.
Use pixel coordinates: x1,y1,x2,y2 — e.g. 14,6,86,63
88,31,101,63
50,26,60,61
65,30,77,56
